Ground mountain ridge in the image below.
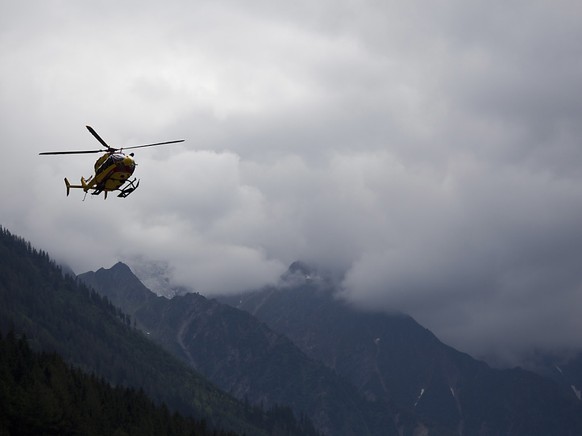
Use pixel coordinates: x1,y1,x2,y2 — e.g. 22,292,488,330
80,259,582,435
0,227,318,435
219,262,582,435
79,262,412,435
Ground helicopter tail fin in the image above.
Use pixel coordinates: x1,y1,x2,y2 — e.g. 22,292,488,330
64,178,71,196
63,178,84,197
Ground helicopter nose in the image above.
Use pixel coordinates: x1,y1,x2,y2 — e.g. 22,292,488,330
123,156,135,167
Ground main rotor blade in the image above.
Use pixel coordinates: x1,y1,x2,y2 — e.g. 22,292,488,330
39,149,107,155
86,125,113,150
122,139,185,151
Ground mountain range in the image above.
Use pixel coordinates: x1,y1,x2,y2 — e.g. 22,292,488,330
80,260,582,435
222,262,582,434
0,227,318,435
3,224,582,435
79,262,405,435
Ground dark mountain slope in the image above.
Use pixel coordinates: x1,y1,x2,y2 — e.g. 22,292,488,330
0,227,313,435
526,350,582,403
220,263,582,436
0,330,227,436
80,263,413,436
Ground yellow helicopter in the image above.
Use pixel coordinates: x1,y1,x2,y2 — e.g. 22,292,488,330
40,126,184,199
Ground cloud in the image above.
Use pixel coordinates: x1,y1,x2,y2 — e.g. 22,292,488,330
340,155,582,363
3,0,582,365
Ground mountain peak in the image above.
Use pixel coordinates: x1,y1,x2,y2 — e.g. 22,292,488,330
280,261,320,286
90,262,142,286
288,261,315,275
93,261,132,276
110,261,132,273
78,261,156,315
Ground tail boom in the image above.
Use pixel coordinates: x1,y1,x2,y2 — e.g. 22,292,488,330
64,178,83,196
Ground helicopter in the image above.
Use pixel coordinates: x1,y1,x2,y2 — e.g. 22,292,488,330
40,125,184,199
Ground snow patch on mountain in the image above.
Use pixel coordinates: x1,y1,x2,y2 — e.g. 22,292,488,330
414,388,425,407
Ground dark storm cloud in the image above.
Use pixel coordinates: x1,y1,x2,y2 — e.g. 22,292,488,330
340,157,582,363
2,0,582,365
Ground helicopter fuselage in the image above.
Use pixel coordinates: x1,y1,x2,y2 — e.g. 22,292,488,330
63,152,140,198
91,152,136,192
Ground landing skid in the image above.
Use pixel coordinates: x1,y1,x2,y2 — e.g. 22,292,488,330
117,178,140,198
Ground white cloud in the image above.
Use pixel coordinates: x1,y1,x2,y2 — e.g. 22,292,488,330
3,0,582,365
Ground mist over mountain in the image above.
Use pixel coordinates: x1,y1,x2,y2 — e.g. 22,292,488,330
79,262,409,435
0,227,319,435
5,2,582,434
4,220,582,435
220,261,582,435
5,0,582,391
127,257,193,299
80,259,582,435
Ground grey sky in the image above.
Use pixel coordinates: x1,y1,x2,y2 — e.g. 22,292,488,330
2,0,582,365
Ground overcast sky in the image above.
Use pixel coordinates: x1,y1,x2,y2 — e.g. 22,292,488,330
2,0,582,366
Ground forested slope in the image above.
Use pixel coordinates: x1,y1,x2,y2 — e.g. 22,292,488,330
0,330,230,436
0,226,317,436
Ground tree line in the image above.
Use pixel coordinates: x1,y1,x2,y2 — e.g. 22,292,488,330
0,330,234,436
